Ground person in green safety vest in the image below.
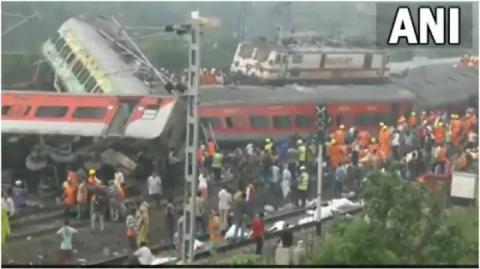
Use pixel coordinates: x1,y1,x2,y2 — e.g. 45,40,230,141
297,139,307,166
264,138,274,155
211,152,223,182
2,207,11,260
297,166,309,208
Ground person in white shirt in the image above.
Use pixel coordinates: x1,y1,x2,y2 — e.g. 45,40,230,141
147,171,162,207
281,165,292,203
218,188,232,231
114,168,125,186
198,171,208,200
391,131,401,160
2,189,15,219
134,242,155,265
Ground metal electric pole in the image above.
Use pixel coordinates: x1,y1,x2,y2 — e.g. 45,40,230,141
315,105,330,237
182,11,201,264
181,11,219,264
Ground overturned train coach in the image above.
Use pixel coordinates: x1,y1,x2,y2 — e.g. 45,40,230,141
1,91,186,176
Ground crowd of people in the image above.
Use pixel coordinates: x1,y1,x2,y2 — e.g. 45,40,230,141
1,106,478,265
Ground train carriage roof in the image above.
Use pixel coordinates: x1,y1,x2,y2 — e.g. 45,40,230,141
198,83,415,106
64,18,168,95
392,63,478,109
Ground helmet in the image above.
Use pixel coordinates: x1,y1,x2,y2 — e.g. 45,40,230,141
15,180,22,186
382,125,388,130
422,111,426,115
300,166,306,170
411,112,416,116
331,138,336,144
88,169,96,176
297,139,303,145
379,122,384,126
340,124,345,130
265,138,271,143
200,144,206,149
371,137,377,143
438,122,444,127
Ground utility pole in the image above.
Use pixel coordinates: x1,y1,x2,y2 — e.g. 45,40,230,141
315,105,331,237
182,11,201,264
180,11,220,264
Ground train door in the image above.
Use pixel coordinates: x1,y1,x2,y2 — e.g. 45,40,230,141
390,102,400,125
106,98,138,136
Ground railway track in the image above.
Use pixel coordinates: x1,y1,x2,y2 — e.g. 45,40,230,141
93,202,362,266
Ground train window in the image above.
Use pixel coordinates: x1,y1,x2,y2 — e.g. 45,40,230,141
2,106,12,116
295,115,313,128
54,37,66,52
78,69,91,85
72,61,83,76
239,44,254,59
289,70,300,77
92,85,103,94
225,116,245,128
72,107,107,120
275,55,281,64
336,114,344,126
273,116,291,128
59,45,71,59
355,114,388,126
292,54,303,63
250,116,270,129
66,53,76,65
85,78,97,92
141,105,159,120
201,117,222,129
35,106,68,118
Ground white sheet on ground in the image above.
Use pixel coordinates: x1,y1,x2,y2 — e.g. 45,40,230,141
224,224,251,239
151,256,178,265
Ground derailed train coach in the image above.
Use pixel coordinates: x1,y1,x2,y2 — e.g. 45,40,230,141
1,91,186,182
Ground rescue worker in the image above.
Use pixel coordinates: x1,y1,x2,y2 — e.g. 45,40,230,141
450,114,463,148
76,179,88,219
408,112,417,128
433,122,446,145
136,202,150,246
206,139,216,169
211,152,223,182
329,138,346,169
356,130,371,148
334,124,346,145
297,166,309,208
397,115,407,131
87,169,101,187
379,124,391,159
63,181,76,217
264,138,274,155
433,143,448,174
297,140,307,166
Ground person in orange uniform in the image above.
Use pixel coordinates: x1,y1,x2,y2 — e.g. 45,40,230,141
63,181,76,217
356,130,371,148
450,114,463,147
379,124,391,159
408,112,417,128
328,139,345,169
87,169,101,187
369,137,382,160
67,169,79,189
463,111,478,134
433,122,446,145
334,124,346,145
206,139,216,170
434,143,448,174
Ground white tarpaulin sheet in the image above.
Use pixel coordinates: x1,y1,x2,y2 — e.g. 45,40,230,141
450,172,477,199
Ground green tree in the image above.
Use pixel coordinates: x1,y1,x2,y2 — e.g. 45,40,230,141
310,172,478,265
